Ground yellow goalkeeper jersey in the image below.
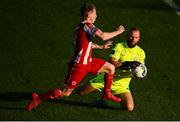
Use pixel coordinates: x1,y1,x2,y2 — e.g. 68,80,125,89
110,41,145,77
90,41,146,94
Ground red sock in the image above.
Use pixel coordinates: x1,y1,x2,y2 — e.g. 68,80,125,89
104,73,114,91
103,73,121,103
43,88,62,100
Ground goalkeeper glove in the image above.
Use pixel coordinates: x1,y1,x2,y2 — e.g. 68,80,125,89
122,61,141,70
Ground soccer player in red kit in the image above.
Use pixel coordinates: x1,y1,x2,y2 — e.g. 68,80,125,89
27,3,125,111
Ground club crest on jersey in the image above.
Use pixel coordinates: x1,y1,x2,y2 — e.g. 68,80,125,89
72,81,77,86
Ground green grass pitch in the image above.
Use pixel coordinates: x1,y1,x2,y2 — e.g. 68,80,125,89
0,0,180,120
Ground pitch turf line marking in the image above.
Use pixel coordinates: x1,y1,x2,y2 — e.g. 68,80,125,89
164,0,180,16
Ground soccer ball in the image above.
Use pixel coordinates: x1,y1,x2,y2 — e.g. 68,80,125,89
132,64,147,78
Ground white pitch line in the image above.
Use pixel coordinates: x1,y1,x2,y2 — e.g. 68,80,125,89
164,0,180,16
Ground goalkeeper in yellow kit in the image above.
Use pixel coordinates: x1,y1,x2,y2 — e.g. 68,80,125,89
77,27,145,111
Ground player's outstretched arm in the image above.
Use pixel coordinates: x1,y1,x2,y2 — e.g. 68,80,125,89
92,40,113,49
95,25,125,41
109,57,123,68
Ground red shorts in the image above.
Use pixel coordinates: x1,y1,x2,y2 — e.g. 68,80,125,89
64,58,106,89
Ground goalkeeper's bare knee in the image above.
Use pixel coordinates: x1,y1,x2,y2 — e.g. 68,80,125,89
127,104,134,111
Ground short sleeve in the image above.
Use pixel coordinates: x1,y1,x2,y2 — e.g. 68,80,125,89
139,49,146,64
83,23,98,37
110,43,123,60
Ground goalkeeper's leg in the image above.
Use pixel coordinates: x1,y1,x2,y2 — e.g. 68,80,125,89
77,83,98,96
118,92,134,111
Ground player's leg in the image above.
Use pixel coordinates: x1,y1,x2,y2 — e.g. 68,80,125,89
26,64,88,111
90,58,121,103
42,88,62,100
27,61,75,112
77,74,105,95
26,92,43,112
119,92,134,111
77,83,98,96
43,63,89,98
27,62,74,112
62,64,89,96
26,88,62,112
99,62,121,102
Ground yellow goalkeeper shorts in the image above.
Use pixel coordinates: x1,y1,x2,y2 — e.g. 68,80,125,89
90,73,131,95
